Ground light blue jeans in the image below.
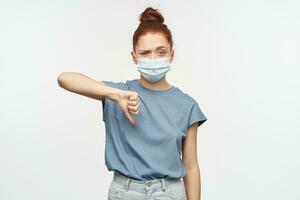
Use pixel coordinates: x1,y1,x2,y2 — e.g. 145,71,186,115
107,171,187,200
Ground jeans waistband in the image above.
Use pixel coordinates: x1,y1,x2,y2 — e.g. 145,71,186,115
112,170,182,193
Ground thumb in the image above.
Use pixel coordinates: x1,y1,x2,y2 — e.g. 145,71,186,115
124,109,136,126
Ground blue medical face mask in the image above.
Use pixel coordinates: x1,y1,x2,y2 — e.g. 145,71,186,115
137,57,171,82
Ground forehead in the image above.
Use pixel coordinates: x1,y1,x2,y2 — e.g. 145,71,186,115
136,32,170,51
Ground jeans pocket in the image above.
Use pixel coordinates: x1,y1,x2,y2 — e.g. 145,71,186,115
108,182,124,200
167,181,187,200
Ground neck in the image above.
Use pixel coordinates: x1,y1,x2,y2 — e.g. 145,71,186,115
139,76,172,91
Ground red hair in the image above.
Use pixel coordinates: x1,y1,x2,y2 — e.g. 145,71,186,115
132,7,173,52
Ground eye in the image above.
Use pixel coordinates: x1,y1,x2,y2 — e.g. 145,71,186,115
158,51,166,56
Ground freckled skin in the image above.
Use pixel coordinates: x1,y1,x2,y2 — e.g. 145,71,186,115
130,32,175,91
111,32,176,125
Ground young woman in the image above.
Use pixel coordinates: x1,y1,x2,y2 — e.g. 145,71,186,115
57,7,207,200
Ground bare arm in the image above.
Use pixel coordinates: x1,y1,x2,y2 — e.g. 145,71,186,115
57,72,140,125
182,122,201,200
57,72,121,102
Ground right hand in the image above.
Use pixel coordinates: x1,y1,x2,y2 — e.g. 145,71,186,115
116,90,140,125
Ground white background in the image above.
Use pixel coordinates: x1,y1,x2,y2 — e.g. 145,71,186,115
1,0,299,199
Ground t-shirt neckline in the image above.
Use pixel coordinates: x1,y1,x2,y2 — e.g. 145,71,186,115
134,79,176,95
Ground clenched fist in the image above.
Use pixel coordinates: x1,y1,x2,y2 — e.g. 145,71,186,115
116,90,140,125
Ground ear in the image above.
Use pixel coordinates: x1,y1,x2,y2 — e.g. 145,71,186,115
170,49,175,63
131,51,138,65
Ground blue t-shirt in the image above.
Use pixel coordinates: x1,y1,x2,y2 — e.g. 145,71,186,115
101,79,207,181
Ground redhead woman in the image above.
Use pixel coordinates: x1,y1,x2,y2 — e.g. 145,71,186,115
57,7,207,200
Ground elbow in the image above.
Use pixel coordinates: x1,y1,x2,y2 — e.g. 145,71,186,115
57,72,69,88
185,164,199,172
184,160,199,172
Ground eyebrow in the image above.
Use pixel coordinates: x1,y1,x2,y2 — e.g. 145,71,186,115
139,46,167,52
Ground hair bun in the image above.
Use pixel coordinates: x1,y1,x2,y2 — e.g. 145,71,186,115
139,7,164,24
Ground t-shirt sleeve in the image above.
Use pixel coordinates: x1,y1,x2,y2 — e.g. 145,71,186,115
187,101,207,128
101,80,128,122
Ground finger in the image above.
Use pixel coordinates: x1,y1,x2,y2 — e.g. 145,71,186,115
128,100,138,106
130,110,139,115
129,96,136,101
130,93,138,101
128,97,139,106
128,105,139,112
128,102,140,112
124,110,136,125
128,101,140,108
